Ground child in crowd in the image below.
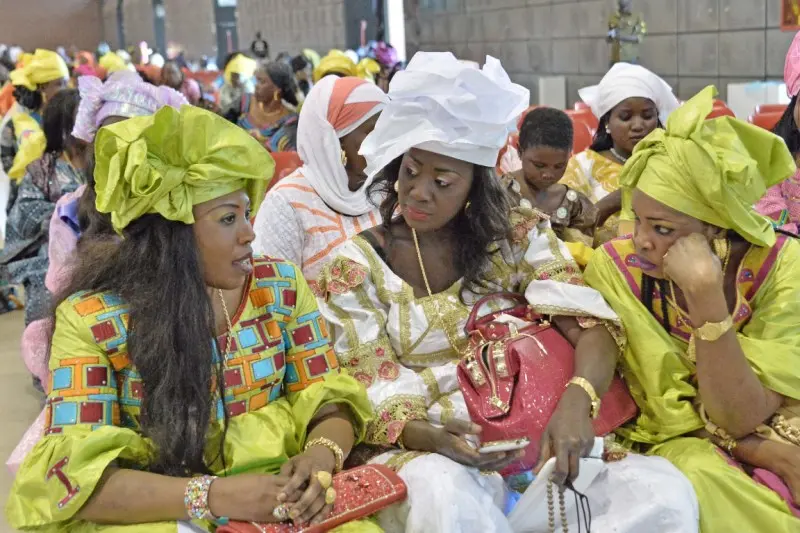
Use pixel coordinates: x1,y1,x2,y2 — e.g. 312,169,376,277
505,107,596,246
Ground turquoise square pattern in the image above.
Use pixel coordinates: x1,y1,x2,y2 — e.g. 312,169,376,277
237,327,259,349
52,367,73,390
251,358,276,381
53,402,78,425
285,363,299,384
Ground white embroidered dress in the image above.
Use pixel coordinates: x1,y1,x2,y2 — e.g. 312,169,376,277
253,169,381,284
317,209,699,533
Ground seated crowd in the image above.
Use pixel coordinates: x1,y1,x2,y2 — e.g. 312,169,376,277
1,31,800,533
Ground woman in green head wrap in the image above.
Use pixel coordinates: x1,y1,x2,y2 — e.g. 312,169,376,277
5,105,377,533
585,86,800,531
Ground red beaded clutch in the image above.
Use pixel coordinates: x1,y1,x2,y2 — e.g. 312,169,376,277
216,465,407,533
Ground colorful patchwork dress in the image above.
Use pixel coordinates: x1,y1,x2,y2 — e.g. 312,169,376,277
585,236,800,532
5,257,373,532
316,208,700,533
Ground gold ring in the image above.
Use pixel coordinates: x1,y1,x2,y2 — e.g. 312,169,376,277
325,487,337,505
272,503,290,521
316,471,332,490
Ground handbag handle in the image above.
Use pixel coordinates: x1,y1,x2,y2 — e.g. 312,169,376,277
465,292,531,332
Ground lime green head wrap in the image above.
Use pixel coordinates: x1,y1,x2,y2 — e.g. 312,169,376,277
620,86,796,247
94,104,274,233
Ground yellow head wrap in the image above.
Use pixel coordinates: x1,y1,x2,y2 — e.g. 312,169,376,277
224,54,258,85
98,52,129,74
357,58,381,83
620,86,797,247
313,52,357,82
94,105,274,233
9,49,69,90
303,49,321,69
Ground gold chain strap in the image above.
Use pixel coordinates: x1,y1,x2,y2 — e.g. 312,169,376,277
546,476,569,533
412,229,463,356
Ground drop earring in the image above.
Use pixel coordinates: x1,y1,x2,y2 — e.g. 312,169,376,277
712,236,731,272
393,181,399,193
340,149,348,167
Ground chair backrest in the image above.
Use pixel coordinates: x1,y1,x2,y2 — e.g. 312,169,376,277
706,106,735,120
572,120,593,154
749,112,783,131
566,108,599,134
269,151,303,192
754,104,788,116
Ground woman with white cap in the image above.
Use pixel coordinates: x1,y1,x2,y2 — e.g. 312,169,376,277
561,62,679,242
317,52,698,533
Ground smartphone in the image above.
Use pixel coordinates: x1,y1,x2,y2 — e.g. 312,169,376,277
478,437,531,454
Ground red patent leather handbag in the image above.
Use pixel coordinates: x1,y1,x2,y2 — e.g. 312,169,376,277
457,293,637,475
216,465,406,533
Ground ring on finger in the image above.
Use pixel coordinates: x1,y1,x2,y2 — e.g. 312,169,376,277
272,503,291,522
316,471,332,489
325,487,337,505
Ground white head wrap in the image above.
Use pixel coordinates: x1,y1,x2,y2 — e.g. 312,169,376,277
579,62,680,123
298,75,389,216
361,52,529,179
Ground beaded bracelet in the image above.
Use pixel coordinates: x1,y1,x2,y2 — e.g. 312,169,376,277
304,437,344,473
184,475,229,526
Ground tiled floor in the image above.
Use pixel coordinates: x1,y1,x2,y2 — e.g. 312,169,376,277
0,311,42,533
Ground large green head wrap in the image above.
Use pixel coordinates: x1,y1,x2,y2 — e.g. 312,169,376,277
620,86,796,247
94,104,274,233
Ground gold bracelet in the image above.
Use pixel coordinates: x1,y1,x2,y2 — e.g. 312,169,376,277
567,376,601,419
304,437,344,473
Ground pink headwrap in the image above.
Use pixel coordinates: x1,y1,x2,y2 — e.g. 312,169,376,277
785,31,800,97
72,71,188,142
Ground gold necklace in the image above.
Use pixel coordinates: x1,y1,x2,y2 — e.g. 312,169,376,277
411,229,463,356
216,289,234,363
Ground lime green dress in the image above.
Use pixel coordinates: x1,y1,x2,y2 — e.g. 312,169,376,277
5,257,376,532
585,236,800,532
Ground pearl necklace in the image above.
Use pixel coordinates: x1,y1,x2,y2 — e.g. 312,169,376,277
610,147,629,163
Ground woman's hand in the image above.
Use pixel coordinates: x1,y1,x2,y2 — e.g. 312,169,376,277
594,189,622,227
662,233,723,296
769,441,800,505
401,419,523,471
536,386,596,486
277,446,337,526
208,473,291,523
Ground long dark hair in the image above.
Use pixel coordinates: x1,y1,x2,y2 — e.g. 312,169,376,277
42,89,80,155
262,61,299,107
13,85,43,111
52,216,227,476
772,95,800,156
369,156,512,297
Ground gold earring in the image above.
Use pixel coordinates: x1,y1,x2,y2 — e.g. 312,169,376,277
464,201,472,215
393,181,399,193
273,91,280,102
712,236,731,271
340,150,348,167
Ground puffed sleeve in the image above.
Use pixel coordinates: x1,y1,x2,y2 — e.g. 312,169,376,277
5,298,154,530
280,262,374,446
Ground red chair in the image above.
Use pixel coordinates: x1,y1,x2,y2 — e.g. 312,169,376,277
749,112,783,131
706,106,735,120
754,104,788,116
268,151,303,193
572,120,593,154
566,108,599,135
574,102,591,112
